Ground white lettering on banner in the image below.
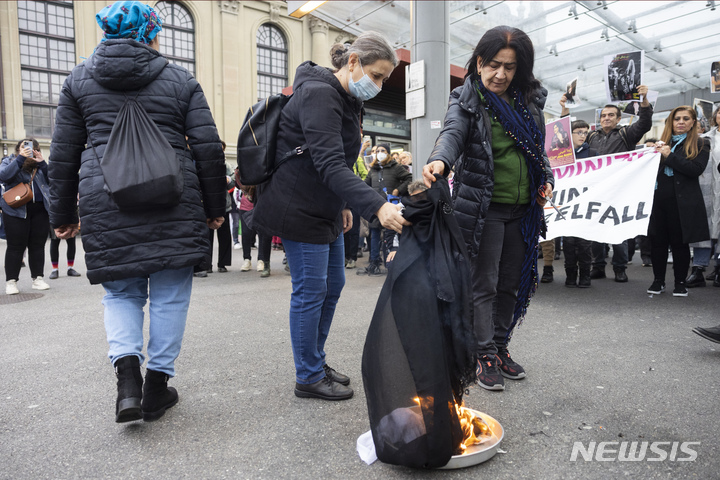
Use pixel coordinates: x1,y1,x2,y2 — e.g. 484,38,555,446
544,149,661,244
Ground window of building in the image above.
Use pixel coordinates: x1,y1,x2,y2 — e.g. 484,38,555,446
154,1,195,75
18,0,75,138
256,24,288,101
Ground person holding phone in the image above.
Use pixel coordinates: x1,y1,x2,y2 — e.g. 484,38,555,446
0,138,51,294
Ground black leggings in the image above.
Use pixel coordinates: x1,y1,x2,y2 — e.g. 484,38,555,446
3,202,49,281
240,213,271,262
50,237,76,265
648,192,690,284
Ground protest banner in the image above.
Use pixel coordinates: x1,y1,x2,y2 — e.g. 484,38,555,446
604,51,644,103
545,117,575,167
544,149,661,244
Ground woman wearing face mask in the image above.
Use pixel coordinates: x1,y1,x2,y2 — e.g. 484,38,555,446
360,143,412,275
646,106,710,297
252,32,408,401
423,26,554,391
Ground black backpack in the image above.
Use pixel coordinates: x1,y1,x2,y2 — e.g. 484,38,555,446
236,93,305,186
90,90,183,211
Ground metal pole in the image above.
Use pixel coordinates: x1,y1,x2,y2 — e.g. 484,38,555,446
409,0,449,179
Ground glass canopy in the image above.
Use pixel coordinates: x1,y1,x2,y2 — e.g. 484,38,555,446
309,1,720,115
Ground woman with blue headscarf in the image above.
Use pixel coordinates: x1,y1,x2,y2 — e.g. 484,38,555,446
49,1,227,424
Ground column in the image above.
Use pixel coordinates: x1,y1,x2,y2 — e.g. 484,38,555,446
309,17,329,67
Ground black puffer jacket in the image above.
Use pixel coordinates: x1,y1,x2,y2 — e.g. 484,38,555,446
49,39,227,284
427,75,554,256
252,61,386,244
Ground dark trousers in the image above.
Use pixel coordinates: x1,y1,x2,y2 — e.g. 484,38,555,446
563,236,592,269
3,202,49,281
209,212,232,268
591,240,628,270
50,237,76,265
648,194,690,284
471,203,526,355
240,213,271,262
343,208,360,261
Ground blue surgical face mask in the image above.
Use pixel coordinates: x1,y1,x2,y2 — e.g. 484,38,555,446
348,61,382,101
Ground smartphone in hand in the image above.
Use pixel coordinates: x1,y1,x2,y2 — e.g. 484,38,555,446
22,140,34,158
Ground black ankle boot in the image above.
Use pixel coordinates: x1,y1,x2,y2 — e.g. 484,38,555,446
578,268,591,288
565,267,578,287
685,266,706,288
141,369,178,422
705,265,719,281
114,356,143,423
541,266,554,283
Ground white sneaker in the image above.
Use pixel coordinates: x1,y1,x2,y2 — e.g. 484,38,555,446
241,259,252,271
32,277,50,290
233,243,241,250
6,280,19,295
256,260,265,272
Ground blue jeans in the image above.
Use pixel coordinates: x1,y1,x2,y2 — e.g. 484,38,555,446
282,236,346,384
102,267,193,376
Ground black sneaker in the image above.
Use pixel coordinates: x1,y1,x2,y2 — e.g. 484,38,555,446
647,279,665,294
496,349,526,380
366,263,386,276
589,268,606,279
294,375,353,401
673,283,688,297
476,354,504,391
323,364,350,386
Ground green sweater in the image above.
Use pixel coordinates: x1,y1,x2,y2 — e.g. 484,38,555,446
482,95,531,204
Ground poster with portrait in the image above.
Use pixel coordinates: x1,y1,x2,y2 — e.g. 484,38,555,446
693,98,714,132
604,51,644,103
544,116,575,168
617,90,659,117
565,77,580,108
711,61,720,93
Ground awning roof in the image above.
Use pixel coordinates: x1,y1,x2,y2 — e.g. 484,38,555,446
309,1,720,114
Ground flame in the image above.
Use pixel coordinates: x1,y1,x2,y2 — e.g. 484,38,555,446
455,402,491,453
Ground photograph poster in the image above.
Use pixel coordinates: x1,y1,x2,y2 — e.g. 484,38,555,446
711,61,720,93
619,89,659,116
545,116,575,168
693,98,714,131
604,50,644,103
565,77,580,108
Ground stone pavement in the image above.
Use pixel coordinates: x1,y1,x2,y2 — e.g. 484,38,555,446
1,238,719,479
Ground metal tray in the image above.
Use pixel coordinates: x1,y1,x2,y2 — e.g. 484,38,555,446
438,410,504,469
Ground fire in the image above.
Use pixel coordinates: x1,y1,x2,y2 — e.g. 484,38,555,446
455,402,491,453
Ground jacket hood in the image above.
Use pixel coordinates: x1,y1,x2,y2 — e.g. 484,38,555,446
86,39,168,91
293,61,362,110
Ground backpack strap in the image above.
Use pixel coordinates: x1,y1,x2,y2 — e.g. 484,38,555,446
274,143,308,171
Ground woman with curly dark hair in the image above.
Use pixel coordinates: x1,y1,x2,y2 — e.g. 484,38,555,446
423,26,554,391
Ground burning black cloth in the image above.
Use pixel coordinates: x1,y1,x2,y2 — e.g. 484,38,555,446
362,177,476,469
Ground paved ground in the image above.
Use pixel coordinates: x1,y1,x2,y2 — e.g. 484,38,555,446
1,238,719,479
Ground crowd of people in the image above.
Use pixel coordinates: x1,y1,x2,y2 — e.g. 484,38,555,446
1,1,719,428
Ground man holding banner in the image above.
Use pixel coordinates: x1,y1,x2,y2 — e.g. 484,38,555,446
563,85,654,282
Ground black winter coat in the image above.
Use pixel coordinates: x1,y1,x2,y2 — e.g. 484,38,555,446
49,39,227,284
252,62,386,244
426,75,554,256
650,137,711,244
365,159,413,198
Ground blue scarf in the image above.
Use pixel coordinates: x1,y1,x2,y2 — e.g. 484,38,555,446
474,78,548,341
96,1,162,45
663,133,687,177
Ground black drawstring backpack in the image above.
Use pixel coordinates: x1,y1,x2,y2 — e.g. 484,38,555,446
90,90,183,211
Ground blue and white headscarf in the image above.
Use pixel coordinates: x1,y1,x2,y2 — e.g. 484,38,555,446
96,1,162,45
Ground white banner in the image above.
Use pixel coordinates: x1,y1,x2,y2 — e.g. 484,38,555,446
544,149,661,244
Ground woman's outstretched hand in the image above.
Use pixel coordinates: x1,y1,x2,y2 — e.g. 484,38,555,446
422,161,445,188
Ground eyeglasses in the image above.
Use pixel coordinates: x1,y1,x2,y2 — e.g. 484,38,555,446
572,131,589,137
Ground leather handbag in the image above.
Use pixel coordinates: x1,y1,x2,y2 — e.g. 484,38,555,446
3,169,36,208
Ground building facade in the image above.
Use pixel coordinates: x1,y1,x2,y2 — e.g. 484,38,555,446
0,0,353,162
